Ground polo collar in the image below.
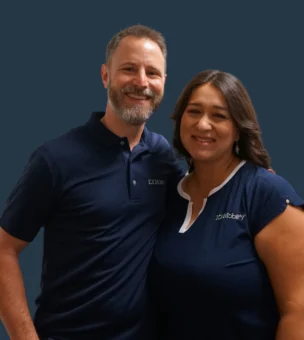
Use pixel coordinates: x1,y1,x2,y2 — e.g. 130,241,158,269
85,111,152,151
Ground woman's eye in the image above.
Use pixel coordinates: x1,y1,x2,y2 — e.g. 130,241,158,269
213,113,226,119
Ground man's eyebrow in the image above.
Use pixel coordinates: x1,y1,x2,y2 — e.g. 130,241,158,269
120,62,137,66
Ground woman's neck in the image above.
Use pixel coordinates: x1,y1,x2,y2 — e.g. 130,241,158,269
187,156,242,198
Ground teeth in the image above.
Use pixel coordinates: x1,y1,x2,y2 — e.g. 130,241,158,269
194,137,214,142
127,94,147,100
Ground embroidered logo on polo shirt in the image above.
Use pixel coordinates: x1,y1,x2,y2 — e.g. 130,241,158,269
215,213,246,221
148,179,165,185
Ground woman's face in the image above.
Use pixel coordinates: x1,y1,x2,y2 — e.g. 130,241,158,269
180,82,239,164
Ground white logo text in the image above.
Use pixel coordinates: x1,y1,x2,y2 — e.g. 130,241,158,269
215,213,246,221
148,179,165,185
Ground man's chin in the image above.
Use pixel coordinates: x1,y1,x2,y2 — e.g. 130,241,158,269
120,112,153,126
123,115,151,126
112,106,153,124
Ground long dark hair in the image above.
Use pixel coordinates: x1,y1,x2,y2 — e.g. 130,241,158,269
172,70,271,170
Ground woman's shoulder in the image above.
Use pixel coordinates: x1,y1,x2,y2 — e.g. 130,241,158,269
241,162,304,236
242,162,297,194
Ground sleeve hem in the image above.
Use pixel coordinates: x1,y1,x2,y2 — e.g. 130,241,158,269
253,199,304,237
0,222,34,243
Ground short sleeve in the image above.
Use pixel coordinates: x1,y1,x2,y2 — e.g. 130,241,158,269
249,172,304,237
0,147,56,242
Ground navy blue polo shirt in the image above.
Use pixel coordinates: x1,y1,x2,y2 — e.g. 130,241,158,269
149,161,304,340
0,112,184,340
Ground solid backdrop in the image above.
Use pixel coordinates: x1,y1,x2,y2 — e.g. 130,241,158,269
1,2,303,339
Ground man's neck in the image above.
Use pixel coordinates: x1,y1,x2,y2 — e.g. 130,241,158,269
101,106,145,151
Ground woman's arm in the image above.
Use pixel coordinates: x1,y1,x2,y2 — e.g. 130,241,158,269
255,205,304,340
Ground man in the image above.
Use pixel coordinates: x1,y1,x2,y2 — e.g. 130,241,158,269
0,25,184,340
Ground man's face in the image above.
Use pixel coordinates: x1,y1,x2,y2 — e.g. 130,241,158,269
101,36,166,126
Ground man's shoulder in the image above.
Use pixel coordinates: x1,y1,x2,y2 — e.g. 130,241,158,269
145,129,172,154
33,122,89,164
145,129,185,178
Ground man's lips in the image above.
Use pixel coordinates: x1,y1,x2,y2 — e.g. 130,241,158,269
125,93,151,100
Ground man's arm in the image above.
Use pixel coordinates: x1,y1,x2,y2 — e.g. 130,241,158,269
0,227,39,340
0,147,57,339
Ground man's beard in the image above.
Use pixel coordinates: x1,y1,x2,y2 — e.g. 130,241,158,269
108,82,163,126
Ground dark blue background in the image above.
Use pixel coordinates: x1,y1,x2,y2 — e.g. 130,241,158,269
1,2,303,338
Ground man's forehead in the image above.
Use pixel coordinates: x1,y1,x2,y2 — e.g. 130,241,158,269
117,36,160,51
112,37,165,63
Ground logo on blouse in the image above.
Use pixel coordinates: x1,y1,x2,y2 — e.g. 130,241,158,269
215,213,246,221
148,179,165,185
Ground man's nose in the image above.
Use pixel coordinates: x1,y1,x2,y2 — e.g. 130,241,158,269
133,70,148,87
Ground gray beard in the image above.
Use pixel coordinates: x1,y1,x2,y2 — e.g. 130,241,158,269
109,97,154,126
107,82,162,126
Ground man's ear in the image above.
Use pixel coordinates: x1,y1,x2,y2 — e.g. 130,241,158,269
101,64,109,89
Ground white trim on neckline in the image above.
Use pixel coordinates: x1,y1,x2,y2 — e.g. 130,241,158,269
178,160,246,233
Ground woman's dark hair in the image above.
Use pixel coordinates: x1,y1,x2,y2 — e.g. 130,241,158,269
172,69,271,170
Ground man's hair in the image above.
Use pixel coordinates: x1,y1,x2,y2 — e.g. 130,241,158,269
172,69,271,169
106,24,167,64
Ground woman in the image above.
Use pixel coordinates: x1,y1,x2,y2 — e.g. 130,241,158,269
149,70,304,339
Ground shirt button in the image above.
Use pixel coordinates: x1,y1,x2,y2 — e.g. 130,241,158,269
120,141,125,146
133,180,137,186
286,199,290,204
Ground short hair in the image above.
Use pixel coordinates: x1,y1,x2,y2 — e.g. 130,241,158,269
172,69,271,169
106,24,167,65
